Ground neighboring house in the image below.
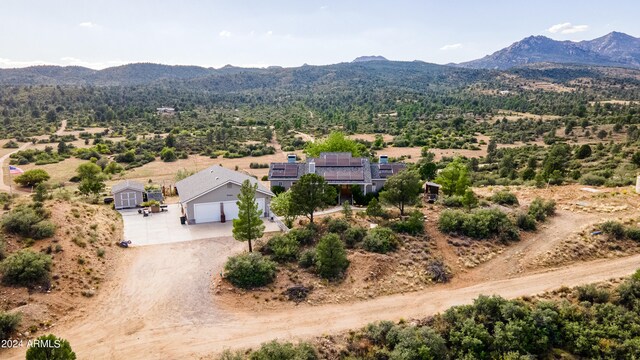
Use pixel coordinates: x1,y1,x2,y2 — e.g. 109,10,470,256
268,152,406,202
175,165,274,224
112,180,145,210
156,107,175,116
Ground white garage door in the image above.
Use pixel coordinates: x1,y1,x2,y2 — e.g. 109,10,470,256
193,202,221,223
193,198,266,224
221,201,239,220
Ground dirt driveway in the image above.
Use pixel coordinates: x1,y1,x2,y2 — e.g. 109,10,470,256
5,236,640,359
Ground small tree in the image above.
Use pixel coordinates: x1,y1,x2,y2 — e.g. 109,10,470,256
14,169,50,187
290,174,337,224
26,334,76,360
232,180,265,252
33,183,49,202
379,170,422,216
366,197,384,218
160,146,177,162
435,158,470,196
76,162,105,197
342,202,352,220
270,190,298,228
315,233,349,279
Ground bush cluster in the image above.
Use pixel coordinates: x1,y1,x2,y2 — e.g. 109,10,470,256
264,235,299,263
343,226,366,248
438,208,519,241
325,218,349,234
390,211,424,235
363,227,399,253
224,253,277,289
315,234,349,279
490,190,519,206
527,197,556,221
0,312,21,340
220,340,317,360
1,205,56,239
0,250,52,286
600,221,640,241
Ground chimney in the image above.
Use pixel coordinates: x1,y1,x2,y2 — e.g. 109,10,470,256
309,161,315,174
287,154,296,163
379,155,388,164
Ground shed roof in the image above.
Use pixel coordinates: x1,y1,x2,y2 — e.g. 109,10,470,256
175,165,274,204
111,180,145,194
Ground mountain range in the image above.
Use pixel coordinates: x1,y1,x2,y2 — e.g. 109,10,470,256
459,31,640,69
0,32,638,87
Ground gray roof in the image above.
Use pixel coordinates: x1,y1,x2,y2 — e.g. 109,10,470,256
425,182,442,188
269,152,407,185
111,180,145,194
176,165,274,204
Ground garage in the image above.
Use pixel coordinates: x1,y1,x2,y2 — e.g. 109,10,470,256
175,165,274,225
192,199,265,224
111,180,145,210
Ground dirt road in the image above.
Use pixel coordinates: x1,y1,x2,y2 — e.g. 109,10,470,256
0,120,67,193
5,236,640,359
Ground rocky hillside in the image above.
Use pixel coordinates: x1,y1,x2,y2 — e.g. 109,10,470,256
459,32,640,69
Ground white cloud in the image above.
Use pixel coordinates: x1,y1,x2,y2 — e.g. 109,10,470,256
440,43,462,51
547,22,589,34
266,30,273,36
219,30,232,38
78,21,97,28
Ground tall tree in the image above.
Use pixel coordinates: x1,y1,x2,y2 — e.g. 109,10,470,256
269,190,299,228
379,170,422,216
76,162,105,197
435,158,471,196
304,131,366,157
290,173,337,224
232,180,265,252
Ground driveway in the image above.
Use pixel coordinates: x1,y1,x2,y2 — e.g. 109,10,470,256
120,203,280,246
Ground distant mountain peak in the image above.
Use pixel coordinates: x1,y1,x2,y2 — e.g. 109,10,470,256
352,55,388,63
459,31,639,69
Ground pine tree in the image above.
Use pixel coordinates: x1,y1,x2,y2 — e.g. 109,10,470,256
232,180,265,252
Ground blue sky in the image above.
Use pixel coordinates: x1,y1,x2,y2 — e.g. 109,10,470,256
1,0,638,69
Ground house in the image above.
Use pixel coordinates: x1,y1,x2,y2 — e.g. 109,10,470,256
156,107,175,116
175,165,274,224
112,180,146,210
425,182,442,203
268,152,406,203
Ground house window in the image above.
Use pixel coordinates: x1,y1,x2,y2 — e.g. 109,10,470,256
278,181,283,186
372,184,377,192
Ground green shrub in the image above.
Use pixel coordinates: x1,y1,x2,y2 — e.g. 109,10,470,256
30,221,56,239
391,211,424,235
0,250,52,286
363,227,398,253
626,227,640,241
440,195,464,208
388,325,448,360
26,334,77,360
527,197,556,221
579,174,606,186
249,340,317,360
315,234,349,279
601,221,626,239
298,249,316,269
288,227,315,245
0,312,21,340
344,226,367,248
266,235,299,263
439,209,519,241
224,253,277,289
490,190,519,206
516,212,537,231
326,218,349,234
576,284,610,303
